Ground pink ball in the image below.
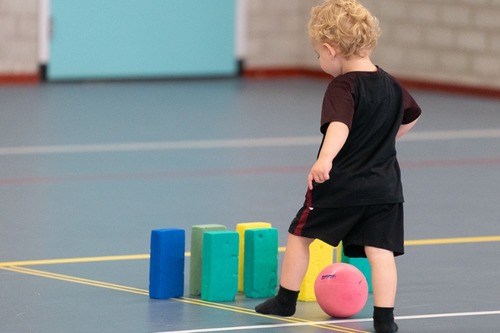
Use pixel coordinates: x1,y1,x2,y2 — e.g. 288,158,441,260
314,263,368,318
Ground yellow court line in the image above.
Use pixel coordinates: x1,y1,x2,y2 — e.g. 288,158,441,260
179,297,368,333
0,252,190,267
404,235,500,246
1,265,367,333
1,235,498,333
0,254,150,267
1,265,149,295
0,235,498,268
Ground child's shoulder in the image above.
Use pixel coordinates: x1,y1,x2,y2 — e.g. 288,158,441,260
327,68,382,91
326,75,355,96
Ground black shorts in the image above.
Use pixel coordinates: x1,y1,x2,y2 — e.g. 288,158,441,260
288,203,404,258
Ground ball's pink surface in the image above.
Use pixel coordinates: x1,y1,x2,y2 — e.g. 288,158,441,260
314,263,368,318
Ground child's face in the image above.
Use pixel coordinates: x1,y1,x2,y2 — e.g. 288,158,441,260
312,40,342,77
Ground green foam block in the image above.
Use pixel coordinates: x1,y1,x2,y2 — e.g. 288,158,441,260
201,231,239,302
243,228,278,298
189,224,227,296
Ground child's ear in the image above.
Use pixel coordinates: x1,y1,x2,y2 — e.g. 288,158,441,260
323,43,337,59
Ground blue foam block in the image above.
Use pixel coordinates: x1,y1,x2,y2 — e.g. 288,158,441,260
149,228,185,299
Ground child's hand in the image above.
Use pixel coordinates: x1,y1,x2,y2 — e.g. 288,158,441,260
307,158,332,190
307,121,348,190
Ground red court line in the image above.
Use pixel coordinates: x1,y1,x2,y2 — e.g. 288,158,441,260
0,74,39,85
401,157,500,168
0,166,309,185
244,67,500,99
1,157,499,186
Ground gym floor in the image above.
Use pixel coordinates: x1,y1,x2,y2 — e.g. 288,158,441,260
0,77,499,333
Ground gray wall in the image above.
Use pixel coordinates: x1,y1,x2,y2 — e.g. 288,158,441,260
0,0,38,74
246,0,500,89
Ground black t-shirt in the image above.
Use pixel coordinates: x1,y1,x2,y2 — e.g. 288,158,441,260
306,67,421,208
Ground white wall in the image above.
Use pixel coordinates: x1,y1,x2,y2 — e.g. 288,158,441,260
38,0,50,66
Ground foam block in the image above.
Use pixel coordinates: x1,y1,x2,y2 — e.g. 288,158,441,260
149,228,185,299
189,224,227,296
243,228,278,298
298,239,334,301
341,246,373,293
201,231,239,302
236,222,272,291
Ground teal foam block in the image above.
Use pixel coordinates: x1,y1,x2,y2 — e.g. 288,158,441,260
201,231,239,302
189,224,227,296
341,250,373,293
244,228,278,298
149,228,185,299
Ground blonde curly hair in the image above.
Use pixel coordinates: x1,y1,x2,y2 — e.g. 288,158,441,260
308,0,380,58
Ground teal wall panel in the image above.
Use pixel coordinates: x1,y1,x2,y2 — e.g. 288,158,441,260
48,0,237,80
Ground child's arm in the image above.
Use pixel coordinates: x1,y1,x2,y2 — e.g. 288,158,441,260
396,117,419,139
307,121,349,190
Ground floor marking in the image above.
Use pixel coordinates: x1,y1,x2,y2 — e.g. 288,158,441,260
0,266,148,296
401,157,500,169
0,166,310,185
0,137,320,156
3,264,499,333
0,254,150,267
155,320,367,333
2,155,500,186
155,310,500,333
395,310,500,320
0,235,498,268
0,128,498,156
0,265,366,333
177,298,367,333
404,235,500,246
399,128,500,141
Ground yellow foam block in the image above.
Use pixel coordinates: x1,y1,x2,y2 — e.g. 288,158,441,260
236,222,272,292
298,239,334,302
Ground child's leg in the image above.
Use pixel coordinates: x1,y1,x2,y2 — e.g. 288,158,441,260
280,233,314,290
365,246,399,333
255,233,313,316
365,246,397,306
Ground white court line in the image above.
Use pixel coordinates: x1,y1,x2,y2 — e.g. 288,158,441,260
0,137,319,156
0,128,499,156
155,310,500,333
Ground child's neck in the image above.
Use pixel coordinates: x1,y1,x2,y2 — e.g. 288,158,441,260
341,56,377,74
